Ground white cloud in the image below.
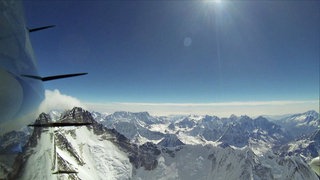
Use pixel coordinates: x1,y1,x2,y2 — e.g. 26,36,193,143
85,100,319,117
37,89,85,114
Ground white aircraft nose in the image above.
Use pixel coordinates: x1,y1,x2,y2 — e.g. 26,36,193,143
310,157,320,176
0,68,23,123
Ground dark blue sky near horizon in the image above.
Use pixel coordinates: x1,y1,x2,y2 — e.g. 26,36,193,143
24,1,319,104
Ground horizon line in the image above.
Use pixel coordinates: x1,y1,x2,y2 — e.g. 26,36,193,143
83,99,319,117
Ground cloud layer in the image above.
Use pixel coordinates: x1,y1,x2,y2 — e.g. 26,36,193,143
85,100,319,117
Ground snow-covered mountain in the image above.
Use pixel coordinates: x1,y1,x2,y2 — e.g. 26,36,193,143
273,110,319,138
148,114,291,155
0,127,32,179
4,109,168,179
98,111,317,156
99,111,165,144
90,111,109,123
278,129,320,162
217,116,291,154
2,107,319,179
0,130,30,154
8,108,161,179
104,111,162,126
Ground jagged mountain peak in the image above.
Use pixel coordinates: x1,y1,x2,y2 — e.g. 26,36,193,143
254,116,279,128
254,116,267,120
105,111,160,125
63,106,87,115
216,115,290,149
157,134,185,147
112,111,132,117
176,117,197,128
35,112,51,124
229,114,238,119
202,115,220,122
303,110,319,117
238,115,252,121
99,110,165,141
173,115,221,130
112,111,150,118
60,107,93,123
187,114,204,120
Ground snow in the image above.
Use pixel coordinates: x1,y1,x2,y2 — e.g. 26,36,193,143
188,115,205,121
49,110,63,122
248,138,272,156
288,139,312,152
292,115,307,122
21,132,55,180
18,126,132,180
149,123,170,134
71,127,132,180
176,133,206,145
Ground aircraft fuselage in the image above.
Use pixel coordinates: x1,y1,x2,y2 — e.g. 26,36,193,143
0,0,44,127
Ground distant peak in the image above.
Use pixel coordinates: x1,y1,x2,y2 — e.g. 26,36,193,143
304,110,319,116
137,111,150,116
35,113,51,124
71,107,86,112
112,111,151,117
113,111,130,116
238,115,252,121
187,114,204,121
229,114,238,119
39,112,49,117
254,116,268,121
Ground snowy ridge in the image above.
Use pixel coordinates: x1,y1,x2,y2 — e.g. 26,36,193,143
273,110,319,138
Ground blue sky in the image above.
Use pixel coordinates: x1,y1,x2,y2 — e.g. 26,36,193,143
24,1,319,115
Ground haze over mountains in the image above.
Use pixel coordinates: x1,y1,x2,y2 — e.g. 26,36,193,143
0,108,319,179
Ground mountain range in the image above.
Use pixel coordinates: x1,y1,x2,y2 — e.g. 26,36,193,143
0,108,319,179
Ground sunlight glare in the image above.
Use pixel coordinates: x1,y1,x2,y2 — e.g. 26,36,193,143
204,0,222,5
